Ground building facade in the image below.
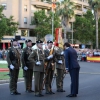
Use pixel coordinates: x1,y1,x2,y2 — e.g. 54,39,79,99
0,0,89,36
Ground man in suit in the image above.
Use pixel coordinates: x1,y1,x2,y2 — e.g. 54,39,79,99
21,39,34,93
44,40,55,94
6,39,21,95
64,42,80,97
55,46,66,92
28,40,45,97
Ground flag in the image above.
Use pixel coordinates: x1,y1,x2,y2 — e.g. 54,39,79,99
55,28,63,48
3,43,6,50
52,3,56,9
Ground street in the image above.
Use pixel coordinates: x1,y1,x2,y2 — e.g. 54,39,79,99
0,62,100,100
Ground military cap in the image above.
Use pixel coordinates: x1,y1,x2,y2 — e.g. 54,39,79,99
25,39,32,43
47,40,53,43
36,40,43,43
11,39,17,42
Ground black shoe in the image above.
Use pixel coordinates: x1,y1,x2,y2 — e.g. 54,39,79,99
10,92,21,95
66,94,77,97
35,94,43,97
40,94,44,96
49,91,55,94
15,91,21,95
30,90,34,92
26,90,34,93
46,91,55,94
60,89,65,92
57,89,65,92
10,92,16,95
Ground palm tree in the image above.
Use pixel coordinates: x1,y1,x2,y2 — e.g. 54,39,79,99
56,0,75,42
89,0,100,49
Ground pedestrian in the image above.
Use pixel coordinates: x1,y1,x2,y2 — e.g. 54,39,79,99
28,40,45,97
21,39,34,93
44,40,55,94
6,39,21,95
55,46,66,92
64,42,80,97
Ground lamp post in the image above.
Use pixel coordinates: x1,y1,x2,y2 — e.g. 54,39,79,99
51,2,56,38
44,1,56,38
72,22,73,44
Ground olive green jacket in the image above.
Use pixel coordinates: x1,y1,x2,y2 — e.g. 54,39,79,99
21,47,34,69
28,49,45,72
6,47,21,69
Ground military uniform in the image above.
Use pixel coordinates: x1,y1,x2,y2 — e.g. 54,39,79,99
28,40,45,97
44,41,55,94
21,46,34,92
55,47,66,92
6,39,21,95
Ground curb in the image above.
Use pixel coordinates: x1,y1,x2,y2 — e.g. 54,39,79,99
0,78,24,84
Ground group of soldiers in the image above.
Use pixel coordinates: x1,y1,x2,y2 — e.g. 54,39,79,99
6,38,66,97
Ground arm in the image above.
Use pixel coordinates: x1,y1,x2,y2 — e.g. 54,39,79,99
28,51,36,63
64,50,69,71
6,49,12,68
21,49,26,68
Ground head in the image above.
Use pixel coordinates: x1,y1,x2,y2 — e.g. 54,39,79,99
47,40,53,49
63,42,71,50
36,40,43,49
25,39,32,47
11,39,18,47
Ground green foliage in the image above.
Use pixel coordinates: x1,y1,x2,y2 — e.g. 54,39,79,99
0,5,18,39
32,10,60,39
88,0,100,11
74,10,95,45
56,0,75,26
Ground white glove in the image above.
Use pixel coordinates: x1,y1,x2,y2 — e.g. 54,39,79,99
58,60,63,64
61,51,64,55
36,61,41,65
47,55,53,59
24,66,28,70
10,64,14,70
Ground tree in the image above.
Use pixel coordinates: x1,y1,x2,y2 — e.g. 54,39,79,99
74,10,95,47
89,0,100,49
32,10,60,39
0,5,18,39
56,0,75,42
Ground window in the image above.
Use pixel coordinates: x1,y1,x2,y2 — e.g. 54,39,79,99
24,5,27,11
2,3,7,10
24,17,27,24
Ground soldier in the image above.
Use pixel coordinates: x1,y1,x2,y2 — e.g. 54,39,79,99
6,39,21,95
44,40,55,94
21,39,34,93
55,46,66,92
28,40,45,97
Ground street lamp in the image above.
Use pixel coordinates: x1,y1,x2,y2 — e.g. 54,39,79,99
72,22,73,44
43,1,56,38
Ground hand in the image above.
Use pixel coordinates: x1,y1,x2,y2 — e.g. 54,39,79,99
61,51,64,55
47,55,53,59
24,66,28,70
10,64,14,70
36,61,41,65
58,60,63,64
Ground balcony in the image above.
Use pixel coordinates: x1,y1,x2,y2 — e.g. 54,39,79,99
74,10,83,15
31,0,51,9
70,0,89,6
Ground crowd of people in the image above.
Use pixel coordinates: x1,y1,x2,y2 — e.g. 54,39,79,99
75,49,100,61
0,49,7,60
